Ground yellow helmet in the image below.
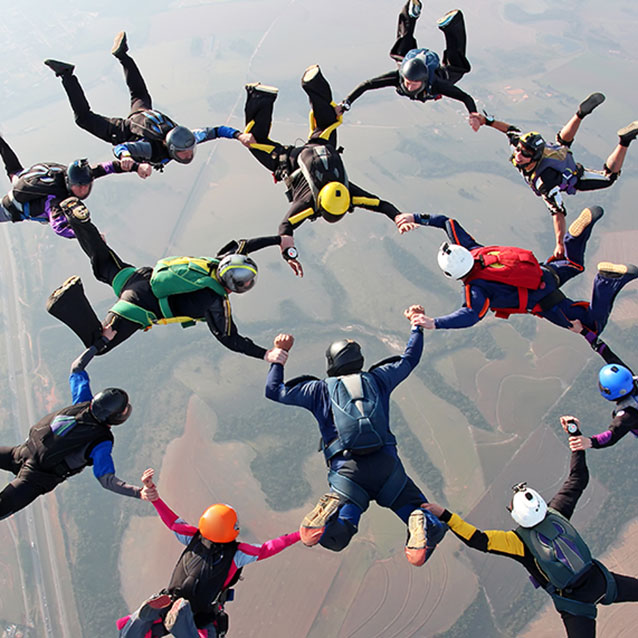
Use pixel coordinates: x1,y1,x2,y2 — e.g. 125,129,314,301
317,182,351,222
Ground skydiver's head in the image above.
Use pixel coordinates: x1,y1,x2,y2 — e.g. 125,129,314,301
437,242,474,279
398,49,440,96
326,339,364,377
90,388,131,425
507,482,547,528
165,126,196,164
66,159,93,199
513,132,545,167
599,364,636,401
317,182,351,223
216,254,258,294
199,504,240,543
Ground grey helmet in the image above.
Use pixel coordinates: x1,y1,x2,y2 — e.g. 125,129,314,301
165,126,196,163
217,254,258,293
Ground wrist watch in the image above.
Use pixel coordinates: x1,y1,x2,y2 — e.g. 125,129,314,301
482,111,495,126
282,246,299,261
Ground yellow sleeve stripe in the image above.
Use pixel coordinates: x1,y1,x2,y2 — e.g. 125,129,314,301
485,529,526,556
249,142,276,153
288,207,315,226
352,196,380,207
447,513,479,541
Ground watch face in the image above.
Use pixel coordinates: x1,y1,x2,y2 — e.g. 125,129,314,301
287,247,298,259
567,422,578,434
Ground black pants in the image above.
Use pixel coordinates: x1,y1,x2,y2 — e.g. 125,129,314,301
61,53,152,145
0,446,63,520
245,65,340,173
67,216,144,353
0,135,23,180
560,569,638,637
390,1,471,82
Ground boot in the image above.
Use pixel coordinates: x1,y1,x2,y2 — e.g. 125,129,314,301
577,92,605,118
111,31,129,58
44,59,75,77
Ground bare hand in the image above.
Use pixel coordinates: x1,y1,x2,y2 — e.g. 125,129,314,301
237,132,256,148
568,319,584,334
468,112,482,132
334,103,345,117
422,502,445,518
553,242,565,259
120,156,135,171
560,415,580,434
287,258,304,277
404,304,425,321
137,163,152,179
141,468,155,487
413,314,435,329
274,333,294,351
395,213,415,228
568,435,592,451
141,485,159,501
264,348,289,365
101,323,117,341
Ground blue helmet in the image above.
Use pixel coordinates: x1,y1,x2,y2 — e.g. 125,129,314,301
598,364,635,401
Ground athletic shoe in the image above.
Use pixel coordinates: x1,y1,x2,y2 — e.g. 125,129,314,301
408,0,422,19
245,82,279,96
597,262,638,280
299,492,341,546
618,121,638,146
164,598,187,631
577,92,605,118
111,31,128,58
437,9,460,29
43,59,75,77
48,276,81,304
405,509,427,566
59,197,90,222
567,206,604,237
138,594,171,620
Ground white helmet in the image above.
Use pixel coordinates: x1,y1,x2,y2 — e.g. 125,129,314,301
509,483,547,528
437,242,474,279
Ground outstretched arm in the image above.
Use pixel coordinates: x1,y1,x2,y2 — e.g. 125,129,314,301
216,236,282,258
235,532,301,566
349,182,402,221
547,448,589,519
342,71,399,109
89,441,141,498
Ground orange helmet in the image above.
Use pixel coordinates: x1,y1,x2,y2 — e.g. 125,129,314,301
198,504,239,543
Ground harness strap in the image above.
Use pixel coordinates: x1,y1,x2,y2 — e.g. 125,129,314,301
327,469,370,512
109,299,158,328
111,267,137,297
376,459,408,508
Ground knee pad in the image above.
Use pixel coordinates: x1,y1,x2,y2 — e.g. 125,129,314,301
319,518,357,552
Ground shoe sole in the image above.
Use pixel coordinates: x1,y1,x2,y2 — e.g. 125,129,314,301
568,206,603,237
406,510,426,550
409,0,422,19
618,121,638,139
597,262,638,278
111,31,128,56
245,82,278,95
579,92,605,116
49,276,81,302
60,197,90,221
437,9,459,28
301,494,341,529
139,594,171,620
302,65,320,83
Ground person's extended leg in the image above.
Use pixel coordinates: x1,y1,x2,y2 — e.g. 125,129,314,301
118,594,171,638
556,93,606,146
611,571,638,602
585,263,638,333
111,33,153,113
390,1,420,61
438,10,471,82
244,83,282,172
560,612,596,638
601,121,638,175
301,65,339,146
0,465,61,521
0,446,22,474
164,598,201,638
0,135,23,180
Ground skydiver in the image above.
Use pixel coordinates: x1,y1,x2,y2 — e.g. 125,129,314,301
264,307,448,566
0,347,147,520
44,32,255,171
422,420,638,638
339,2,481,131
117,468,300,638
563,359,638,453
476,93,638,257
46,198,288,367
394,207,638,358
244,64,411,277
0,133,150,238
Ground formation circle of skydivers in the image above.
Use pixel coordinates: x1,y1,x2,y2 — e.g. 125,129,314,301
2,2,638,636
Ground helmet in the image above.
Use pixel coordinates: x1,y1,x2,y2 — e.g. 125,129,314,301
598,364,635,401
437,242,474,279
199,504,239,543
399,48,440,95
508,482,547,528
216,254,258,293
326,339,364,377
517,131,546,163
165,126,196,164
90,388,130,425
66,159,93,197
317,182,351,223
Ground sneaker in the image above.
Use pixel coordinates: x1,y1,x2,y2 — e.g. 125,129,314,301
577,92,605,118
164,598,187,631
43,59,75,77
405,509,427,566
59,197,90,222
245,82,279,96
618,121,638,146
111,31,128,58
437,9,460,29
408,0,422,19
299,492,342,546
138,594,171,620
597,262,638,280
49,275,81,303
567,206,604,237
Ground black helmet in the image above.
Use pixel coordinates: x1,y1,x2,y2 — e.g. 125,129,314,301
90,388,131,425
165,126,196,164
399,48,440,95
517,131,546,163
326,340,364,377
216,254,258,293
66,159,93,197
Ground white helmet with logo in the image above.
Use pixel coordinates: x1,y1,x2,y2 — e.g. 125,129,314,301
509,483,548,528
437,242,474,279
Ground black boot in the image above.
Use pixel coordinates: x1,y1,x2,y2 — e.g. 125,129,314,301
111,31,128,58
618,121,638,147
577,92,605,118
43,59,75,77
